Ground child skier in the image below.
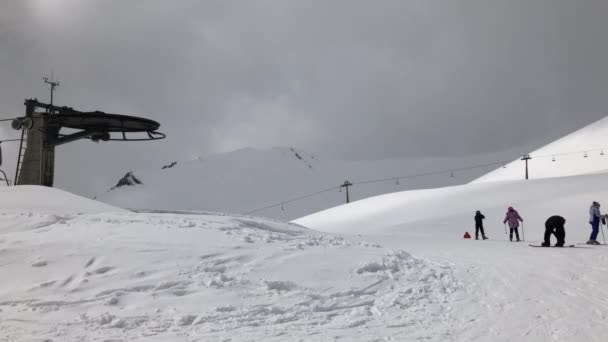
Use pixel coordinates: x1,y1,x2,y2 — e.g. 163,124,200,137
503,207,523,242
474,210,488,240
588,201,602,245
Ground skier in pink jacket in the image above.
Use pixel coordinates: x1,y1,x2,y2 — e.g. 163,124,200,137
504,207,523,242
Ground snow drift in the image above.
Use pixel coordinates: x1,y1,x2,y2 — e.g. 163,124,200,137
0,186,462,341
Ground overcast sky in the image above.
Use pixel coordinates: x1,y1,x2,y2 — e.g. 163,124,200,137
1,0,608,195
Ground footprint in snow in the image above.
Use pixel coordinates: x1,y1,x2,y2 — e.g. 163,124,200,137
61,275,75,287
39,280,56,288
85,257,96,268
93,266,115,275
31,258,48,267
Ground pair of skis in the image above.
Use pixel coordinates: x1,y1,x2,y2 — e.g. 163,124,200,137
529,244,576,248
529,243,607,248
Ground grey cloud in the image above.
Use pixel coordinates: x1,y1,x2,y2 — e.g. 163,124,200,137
1,0,608,195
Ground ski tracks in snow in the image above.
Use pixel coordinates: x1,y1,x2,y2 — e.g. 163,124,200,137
443,242,608,342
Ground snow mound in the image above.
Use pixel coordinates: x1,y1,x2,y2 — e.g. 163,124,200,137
0,207,460,341
0,185,125,214
474,116,608,182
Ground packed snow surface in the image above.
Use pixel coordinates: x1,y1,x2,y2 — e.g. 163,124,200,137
295,172,608,341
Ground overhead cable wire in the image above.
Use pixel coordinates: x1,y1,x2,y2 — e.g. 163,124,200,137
353,161,508,185
533,147,606,159
242,145,608,215
243,185,341,215
243,161,509,215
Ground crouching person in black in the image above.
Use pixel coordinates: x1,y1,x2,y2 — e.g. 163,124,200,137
542,216,566,247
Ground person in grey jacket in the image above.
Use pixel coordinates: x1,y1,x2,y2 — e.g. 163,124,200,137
588,201,602,245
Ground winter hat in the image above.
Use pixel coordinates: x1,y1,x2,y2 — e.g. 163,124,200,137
593,201,600,206
508,206,514,211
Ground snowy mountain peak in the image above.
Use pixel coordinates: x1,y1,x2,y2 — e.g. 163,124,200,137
96,145,526,218
110,171,143,191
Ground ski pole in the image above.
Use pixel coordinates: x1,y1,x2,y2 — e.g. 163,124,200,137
522,221,525,241
503,223,507,235
601,218,607,245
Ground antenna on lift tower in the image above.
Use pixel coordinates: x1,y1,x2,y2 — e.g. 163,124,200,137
43,73,60,112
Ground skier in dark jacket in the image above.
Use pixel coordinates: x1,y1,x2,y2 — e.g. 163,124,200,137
474,210,488,240
588,201,602,245
542,215,566,247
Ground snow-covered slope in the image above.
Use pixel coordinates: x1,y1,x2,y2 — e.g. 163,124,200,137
94,115,608,220
0,185,125,213
97,147,520,220
5,172,608,340
474,116,608,183
295,173,608,237
294,173,608,341
0,186,462,341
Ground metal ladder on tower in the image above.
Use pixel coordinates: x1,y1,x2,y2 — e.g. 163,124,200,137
14,127,28,185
